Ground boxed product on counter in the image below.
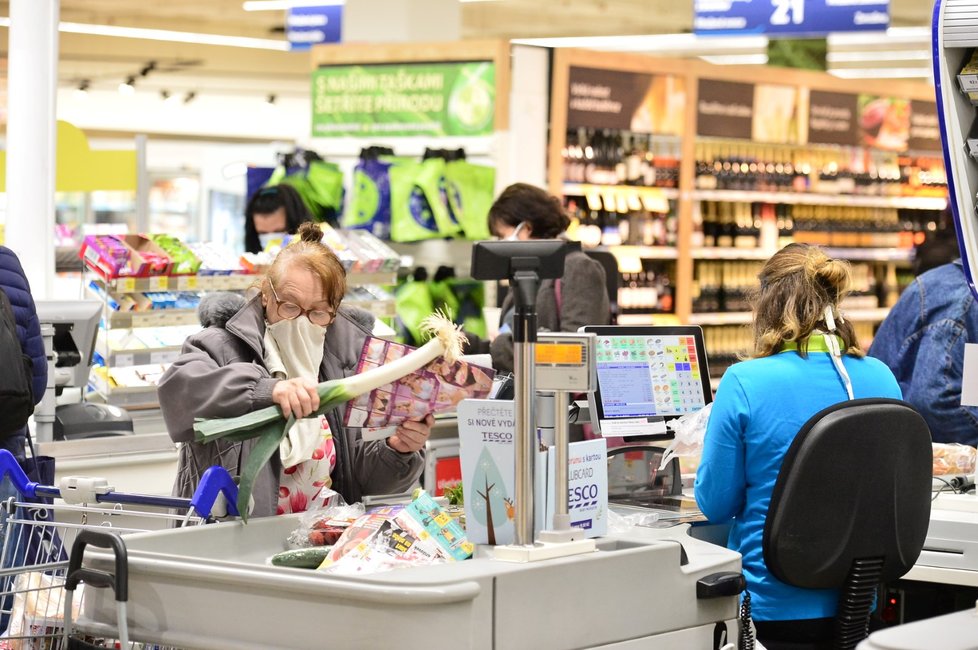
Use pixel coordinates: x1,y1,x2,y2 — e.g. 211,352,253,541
149,234,202,274
960,49,978,94
80,234,172,278
186,242,245,275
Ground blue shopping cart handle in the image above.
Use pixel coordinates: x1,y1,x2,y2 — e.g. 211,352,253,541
191,466,240,519
0,449,38,499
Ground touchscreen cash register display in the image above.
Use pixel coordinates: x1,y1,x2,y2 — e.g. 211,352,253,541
583,326,712,437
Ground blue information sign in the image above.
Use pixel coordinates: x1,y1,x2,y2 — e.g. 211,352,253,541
694,0,889,36
287,5,343,51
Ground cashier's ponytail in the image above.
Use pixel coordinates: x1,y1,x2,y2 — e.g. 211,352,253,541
749,243,861,359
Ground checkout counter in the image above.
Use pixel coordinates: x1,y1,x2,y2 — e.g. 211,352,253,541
69,240,745,650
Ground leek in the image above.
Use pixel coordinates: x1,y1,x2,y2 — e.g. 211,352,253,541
193,312,465,521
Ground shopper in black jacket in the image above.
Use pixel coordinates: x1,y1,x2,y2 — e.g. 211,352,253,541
0,247,46,462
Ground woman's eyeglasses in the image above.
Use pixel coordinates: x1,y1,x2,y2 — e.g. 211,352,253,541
267,281,335,326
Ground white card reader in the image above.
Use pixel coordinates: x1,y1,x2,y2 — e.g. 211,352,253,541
534,332,596,393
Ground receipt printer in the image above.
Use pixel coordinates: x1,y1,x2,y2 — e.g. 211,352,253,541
53,403,134,441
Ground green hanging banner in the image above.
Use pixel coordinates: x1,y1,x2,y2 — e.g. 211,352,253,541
312,61,496,137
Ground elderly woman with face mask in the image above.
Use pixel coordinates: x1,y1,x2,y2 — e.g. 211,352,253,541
159,223,431,517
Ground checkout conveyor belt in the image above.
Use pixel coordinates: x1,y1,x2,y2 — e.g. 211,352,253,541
74,512,742,650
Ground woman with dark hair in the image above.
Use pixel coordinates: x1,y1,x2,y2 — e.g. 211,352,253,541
487,183,611,373
243,184,313,254
695,244,902,649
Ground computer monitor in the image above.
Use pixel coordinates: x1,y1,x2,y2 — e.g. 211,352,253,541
581,325,712,438
35,300,101,389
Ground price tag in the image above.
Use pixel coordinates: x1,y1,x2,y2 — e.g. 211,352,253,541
177,276,198,291
114,353,134,367
150,351,168,364
149,276,169,291
118,277,136,293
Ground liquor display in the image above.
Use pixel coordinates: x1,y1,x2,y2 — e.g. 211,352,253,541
562,128,681,188
693,139,947,198
696,201,945,250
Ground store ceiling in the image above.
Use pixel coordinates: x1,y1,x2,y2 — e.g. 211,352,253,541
0,0,939,99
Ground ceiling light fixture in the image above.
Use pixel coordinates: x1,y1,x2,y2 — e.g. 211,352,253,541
118,76,136,95
265,93,277,105
140,61,157,77
826,50,930,63
74,80,90,99
183,91,198,104
828,67,932,79
243,0,343,10
0,17,290,51
243,0,495,7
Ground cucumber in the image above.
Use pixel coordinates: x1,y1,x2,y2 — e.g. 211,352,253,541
270,546,332,569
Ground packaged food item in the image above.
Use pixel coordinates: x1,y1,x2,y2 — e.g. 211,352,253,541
318,491,473,576
149,234,202,274
286,494,365,549
959,49,978,94
932,442,977,475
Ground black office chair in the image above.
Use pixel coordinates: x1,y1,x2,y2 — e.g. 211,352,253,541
762,398,932,650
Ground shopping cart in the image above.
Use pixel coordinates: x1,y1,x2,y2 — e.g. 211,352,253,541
0,449,239,649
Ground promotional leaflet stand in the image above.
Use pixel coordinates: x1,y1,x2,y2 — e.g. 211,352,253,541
470,240,581,560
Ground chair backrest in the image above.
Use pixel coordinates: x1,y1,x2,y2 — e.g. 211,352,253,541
763,398,932,590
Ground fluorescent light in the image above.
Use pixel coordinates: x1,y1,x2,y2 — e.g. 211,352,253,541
828,26,930,47
828,67,932,79
243,0,343,10
243,0,494,7
513,33,769,56
700,54,769,65
827,50,930,63
0,17,290,50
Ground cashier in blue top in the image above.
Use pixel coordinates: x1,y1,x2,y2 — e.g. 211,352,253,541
695,244,901,647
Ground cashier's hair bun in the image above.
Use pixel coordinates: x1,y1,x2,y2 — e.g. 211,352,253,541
749,243,861,359
297,221,324,244
805,252,851,301
267,221,347,313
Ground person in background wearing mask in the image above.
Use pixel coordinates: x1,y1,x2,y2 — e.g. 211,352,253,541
158,223,431,517
487,183,611,373
243,184,313,254
695,244,901,650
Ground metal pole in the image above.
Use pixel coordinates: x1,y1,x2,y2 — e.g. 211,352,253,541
34,324,56,443
6,0,59,298
513,337,536,546
552,390,570,526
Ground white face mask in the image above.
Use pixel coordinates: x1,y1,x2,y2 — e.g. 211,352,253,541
258,231,288,250
265,316,327,380
503,222,527,241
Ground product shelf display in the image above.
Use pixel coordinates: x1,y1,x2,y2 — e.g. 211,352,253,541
80,229,400,410
548,49,947,375
934,0,978,295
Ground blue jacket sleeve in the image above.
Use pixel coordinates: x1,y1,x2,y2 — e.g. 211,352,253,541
0,248,46,403
695,372,749,523
905,319,978,446
868,279,922,390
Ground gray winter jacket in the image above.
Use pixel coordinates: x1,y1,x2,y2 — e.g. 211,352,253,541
157,295,424,517
490,249,610,373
